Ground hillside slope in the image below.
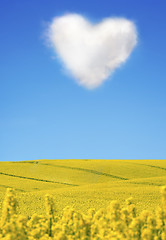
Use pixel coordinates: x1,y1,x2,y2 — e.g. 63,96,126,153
0,159,166,216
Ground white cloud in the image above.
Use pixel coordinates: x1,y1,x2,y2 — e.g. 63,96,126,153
47,13,137,89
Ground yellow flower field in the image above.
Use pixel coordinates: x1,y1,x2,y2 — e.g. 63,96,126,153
0,160,166,218
1,186,166,239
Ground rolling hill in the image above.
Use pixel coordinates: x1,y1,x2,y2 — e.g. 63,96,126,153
0,159,166,216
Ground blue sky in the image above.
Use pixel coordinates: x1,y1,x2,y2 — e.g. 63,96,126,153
0,0,166,161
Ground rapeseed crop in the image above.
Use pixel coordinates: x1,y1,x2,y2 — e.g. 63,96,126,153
0,160,166,217
1,187,166,239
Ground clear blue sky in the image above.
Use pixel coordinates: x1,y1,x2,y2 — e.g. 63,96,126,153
0,0,166,161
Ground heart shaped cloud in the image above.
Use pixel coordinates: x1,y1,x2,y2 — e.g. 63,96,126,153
47,14,137,89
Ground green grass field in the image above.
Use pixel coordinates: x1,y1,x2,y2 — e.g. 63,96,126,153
0,160,166,217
